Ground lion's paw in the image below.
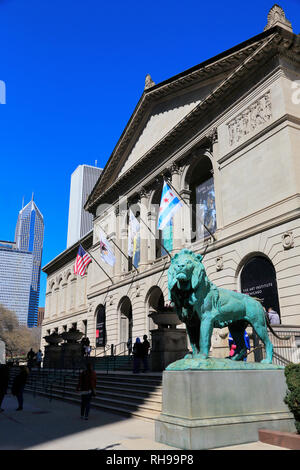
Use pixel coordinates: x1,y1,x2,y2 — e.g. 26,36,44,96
184,353,193,359
194,353,209,360
261,358,272,364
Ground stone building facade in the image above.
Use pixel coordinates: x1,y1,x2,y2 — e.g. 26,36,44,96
41,6,300,357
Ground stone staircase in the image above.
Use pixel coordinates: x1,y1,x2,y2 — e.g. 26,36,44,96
94,355,134,371
8,367,163,421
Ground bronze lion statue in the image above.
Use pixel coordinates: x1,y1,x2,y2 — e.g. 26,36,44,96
168,249,280,363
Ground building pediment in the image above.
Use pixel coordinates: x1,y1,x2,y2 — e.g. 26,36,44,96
117,78,223,179
85,25,300,213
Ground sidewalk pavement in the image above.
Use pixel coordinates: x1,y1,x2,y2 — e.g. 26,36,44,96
0,392,288,451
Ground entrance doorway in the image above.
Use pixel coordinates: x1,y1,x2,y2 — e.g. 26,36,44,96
240,255,280,316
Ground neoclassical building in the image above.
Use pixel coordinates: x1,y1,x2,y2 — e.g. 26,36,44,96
41,6,300,357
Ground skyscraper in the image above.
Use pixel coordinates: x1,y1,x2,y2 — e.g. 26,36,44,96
66,164,102,248
0,241,33,325
15,197,44,327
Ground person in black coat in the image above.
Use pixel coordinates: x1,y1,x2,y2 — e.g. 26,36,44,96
0,364,9,412
142,335,150,373
132,338,144,374
11,366,29,411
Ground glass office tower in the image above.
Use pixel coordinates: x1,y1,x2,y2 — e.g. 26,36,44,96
0,242,33,325
15,198,44,327
67,164,102,248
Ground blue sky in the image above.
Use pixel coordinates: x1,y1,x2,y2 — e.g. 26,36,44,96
0,0,299,307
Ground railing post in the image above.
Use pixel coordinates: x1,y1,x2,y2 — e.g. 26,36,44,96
111,344,114,356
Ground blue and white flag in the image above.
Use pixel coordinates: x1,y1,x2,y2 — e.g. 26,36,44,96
157,182,183,231
128,210,140,260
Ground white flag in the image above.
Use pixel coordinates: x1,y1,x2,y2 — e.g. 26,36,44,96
99,228,116,266
128,210,140,258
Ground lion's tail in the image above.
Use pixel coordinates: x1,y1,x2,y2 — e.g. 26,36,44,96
266,317,291,341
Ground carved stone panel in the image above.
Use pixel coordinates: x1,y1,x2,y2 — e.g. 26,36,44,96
227,92,272,147
282,231,294,250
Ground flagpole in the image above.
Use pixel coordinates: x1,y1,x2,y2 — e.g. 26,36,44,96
138,215,172,259
84,247,114,284
101,227,139,273
163,176,216,242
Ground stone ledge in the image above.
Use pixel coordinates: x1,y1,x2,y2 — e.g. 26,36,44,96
259,429,300,450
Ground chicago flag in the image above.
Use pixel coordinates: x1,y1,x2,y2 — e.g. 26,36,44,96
157,182,182,231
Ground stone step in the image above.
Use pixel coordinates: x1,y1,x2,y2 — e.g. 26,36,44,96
33,373,162,387
27,378,162,403
24,387,160,421
62,376,162,389
45,382,162,404
9,368,163,420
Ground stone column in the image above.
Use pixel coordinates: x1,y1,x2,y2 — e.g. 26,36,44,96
208,127,222,235
139,188,150,271
181,189,192,246
120,210,128,273
170,163,183,253
113,206,122,280
148,210,157,263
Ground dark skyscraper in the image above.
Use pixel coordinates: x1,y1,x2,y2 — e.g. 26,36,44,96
15,197,44,327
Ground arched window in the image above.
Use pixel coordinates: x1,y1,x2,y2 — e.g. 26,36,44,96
189,156,216,243
119,296,133,344
146,286,165,331
57,278,63,314
240,255,280,317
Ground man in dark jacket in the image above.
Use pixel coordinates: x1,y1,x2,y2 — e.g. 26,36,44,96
0,364,9,412
27,348,35,370
132,338,144,374
142,335,150,373
12,366,29,411
76,363,97,420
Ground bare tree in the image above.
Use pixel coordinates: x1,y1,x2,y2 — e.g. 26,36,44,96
0,304,41,359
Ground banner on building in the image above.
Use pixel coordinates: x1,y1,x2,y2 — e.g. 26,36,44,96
96,304,106,347
195,177,216,240
128,210,140,268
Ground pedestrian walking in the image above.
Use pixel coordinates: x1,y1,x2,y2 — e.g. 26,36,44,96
228,331,250,361
0,364,9,412
127,337,132,355
27,348,35,370
11,366,29,411
132,338,144,374
36,350,43,369
76,363,97,420
267,307,280,325
142,335,150,373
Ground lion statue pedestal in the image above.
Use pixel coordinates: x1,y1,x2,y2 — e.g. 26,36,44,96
155,249,295,449
155,368,296,450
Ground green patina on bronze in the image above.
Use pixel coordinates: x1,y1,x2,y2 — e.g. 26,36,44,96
167,249,283,371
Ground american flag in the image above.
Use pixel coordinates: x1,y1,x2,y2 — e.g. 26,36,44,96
74,245,92,276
